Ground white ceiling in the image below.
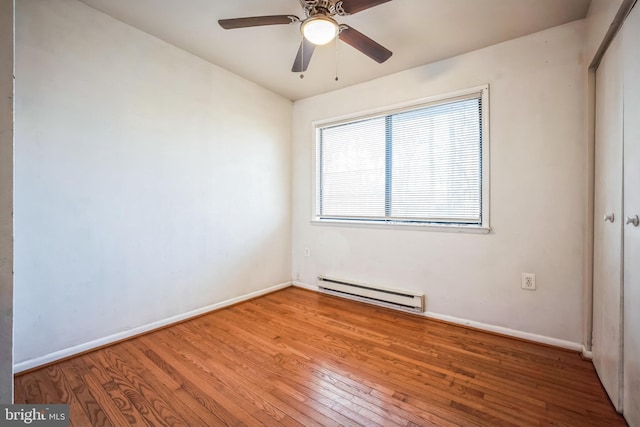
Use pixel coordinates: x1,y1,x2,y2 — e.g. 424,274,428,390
78,0,592,101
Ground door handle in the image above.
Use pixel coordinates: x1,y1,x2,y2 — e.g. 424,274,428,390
604,213,615,223
626,215,639,227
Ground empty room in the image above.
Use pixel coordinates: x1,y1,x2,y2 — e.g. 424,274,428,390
1,0,639,425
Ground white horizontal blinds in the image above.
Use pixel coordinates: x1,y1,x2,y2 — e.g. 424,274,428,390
390,96,482,223
317,117,386,217
317,92,482,224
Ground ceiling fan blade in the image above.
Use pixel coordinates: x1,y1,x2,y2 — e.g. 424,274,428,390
338,0,392,15
218,15,299,29
292,39,316,72
339,25,392,63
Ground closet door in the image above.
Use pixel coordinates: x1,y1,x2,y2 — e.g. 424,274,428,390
592,28,624,411
623,4,640,425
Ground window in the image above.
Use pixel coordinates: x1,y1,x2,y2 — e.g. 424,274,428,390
314,86,489,229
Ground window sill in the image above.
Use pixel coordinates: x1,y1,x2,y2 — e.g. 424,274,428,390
310,219,492,234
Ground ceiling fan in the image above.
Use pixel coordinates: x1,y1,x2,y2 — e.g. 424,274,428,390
218,0,393,73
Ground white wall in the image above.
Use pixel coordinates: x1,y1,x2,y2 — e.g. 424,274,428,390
0,0,14,403
14,0,292,367
292,21,587,344
585,0,623,66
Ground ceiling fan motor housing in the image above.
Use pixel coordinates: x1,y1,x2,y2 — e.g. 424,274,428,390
300,0,347,18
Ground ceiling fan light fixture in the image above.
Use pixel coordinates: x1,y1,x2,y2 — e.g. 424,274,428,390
302,15,338,45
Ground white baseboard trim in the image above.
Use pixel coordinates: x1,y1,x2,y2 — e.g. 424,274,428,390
14,281,292,373
422,311,584,353
292,280,318,291
582,348,593,360
294,281,585,353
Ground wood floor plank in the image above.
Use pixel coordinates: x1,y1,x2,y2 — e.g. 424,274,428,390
28,369,61,403
133,342,252,426
148,329,308,427
16,373,45,404
176,319,367,427
93,346,189,427
223,301,527,425
141,336,290,425
14,287,626,426
12,377,26,405
167,325,342,427
115,341,212,427
80,354,151,426
58,359,114,427
41,364,95,427
74,358,138,427
86,346,187,426
119,340,229,426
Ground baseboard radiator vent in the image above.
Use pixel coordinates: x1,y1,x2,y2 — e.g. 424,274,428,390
317,276,425,313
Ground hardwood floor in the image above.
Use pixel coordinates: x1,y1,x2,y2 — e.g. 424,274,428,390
15,287,626,426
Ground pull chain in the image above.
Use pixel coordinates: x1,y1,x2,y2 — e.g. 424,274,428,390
300,35,305,79
334,34,339,82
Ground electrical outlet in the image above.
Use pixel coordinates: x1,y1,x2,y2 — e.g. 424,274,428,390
304,247,310,257
522,273,536,290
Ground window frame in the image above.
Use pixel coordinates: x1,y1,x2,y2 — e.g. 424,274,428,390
311,85,491,233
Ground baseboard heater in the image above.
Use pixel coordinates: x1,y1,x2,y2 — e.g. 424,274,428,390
317,275,425,313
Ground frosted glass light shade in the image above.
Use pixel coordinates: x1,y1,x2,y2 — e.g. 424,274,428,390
302,16,338,45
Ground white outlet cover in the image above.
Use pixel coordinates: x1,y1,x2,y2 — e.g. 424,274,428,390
522,273,536,290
